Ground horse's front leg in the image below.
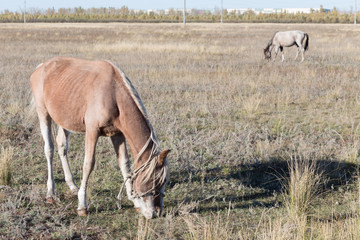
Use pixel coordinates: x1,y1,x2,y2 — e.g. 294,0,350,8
110,133,133,202
279,46,284,62
77,129,99,216
273,46,279,61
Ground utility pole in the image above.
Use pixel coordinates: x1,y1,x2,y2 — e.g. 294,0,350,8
24,0,26,23
221,0,223,23
355,0,357,25
183,0,186,26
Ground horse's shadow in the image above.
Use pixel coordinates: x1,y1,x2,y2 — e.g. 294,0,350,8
167,158,358,213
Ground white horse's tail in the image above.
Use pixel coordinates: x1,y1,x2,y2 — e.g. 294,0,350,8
304,33,309,51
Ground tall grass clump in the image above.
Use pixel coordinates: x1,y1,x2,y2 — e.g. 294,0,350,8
0,146,14,185
282,155,323,237
182,206,237,240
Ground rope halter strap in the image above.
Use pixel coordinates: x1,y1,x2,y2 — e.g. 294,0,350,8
117,135,166,201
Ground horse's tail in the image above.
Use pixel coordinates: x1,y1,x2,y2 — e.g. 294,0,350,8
304,33,309,51
24,95,38,129
26,63,45,128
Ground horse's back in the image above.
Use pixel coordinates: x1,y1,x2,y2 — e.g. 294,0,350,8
30,57,120,133
274,30,305,47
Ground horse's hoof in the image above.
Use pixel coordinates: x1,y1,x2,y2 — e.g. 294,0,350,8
46,197,55,204
77,209,88,216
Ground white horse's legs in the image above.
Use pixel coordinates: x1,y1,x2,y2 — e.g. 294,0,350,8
77,129,99,216
273,46,285,62
110,134,133,202
38,115,55,202
295,39,305,62
56,126,78,195
295,48,300,60
273,46,279,61
301,47,305,62
279,46,285,62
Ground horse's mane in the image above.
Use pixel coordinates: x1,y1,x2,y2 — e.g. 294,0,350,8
106,61,158,143
265,31,278,51
106,61,169,185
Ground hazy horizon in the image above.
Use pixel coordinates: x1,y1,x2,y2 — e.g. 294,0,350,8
0,0,354,12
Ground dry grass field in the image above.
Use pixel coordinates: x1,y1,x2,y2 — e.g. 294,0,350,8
0,22,360,239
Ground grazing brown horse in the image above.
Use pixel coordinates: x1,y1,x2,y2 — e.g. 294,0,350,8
30,57,170,219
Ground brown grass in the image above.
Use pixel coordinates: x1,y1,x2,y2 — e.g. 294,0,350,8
0,147,14,185
282,155,323,238
0,22,359,239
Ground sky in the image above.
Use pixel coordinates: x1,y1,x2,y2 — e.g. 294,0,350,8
0,0,356,12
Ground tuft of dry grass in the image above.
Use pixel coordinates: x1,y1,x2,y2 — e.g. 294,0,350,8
0,147,14,186
282,155,323,238
182,210,234,240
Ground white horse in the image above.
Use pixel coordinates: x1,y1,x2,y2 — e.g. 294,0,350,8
264,30,309,62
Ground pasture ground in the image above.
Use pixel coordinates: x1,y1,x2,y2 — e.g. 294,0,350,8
0,23,360,239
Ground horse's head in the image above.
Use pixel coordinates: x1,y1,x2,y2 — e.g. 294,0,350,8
132,149,170,219
264,48,271,59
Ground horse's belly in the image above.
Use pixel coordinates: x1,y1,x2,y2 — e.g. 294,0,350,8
45,97,87,133
50,110,87,133
281,41,296,47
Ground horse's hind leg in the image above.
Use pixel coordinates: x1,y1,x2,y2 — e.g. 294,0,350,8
300,47,305,62
38,113,55,203
296,39,305,62
295,48,300,60
56,126,78,195
111,133,133,202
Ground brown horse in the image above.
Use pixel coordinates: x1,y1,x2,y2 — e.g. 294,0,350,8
30,57,170,219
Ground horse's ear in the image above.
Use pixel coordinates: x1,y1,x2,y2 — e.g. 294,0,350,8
158,149,171,166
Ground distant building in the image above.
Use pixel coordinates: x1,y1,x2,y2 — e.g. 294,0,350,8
282,8,319,14
135,7,331,16
219,7,330,15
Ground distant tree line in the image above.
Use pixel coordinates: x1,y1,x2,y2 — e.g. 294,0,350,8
0,6,357,23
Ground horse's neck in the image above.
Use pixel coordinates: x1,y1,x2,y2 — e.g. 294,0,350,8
117,88,155,167
124,113,153,166
266,41,273,51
